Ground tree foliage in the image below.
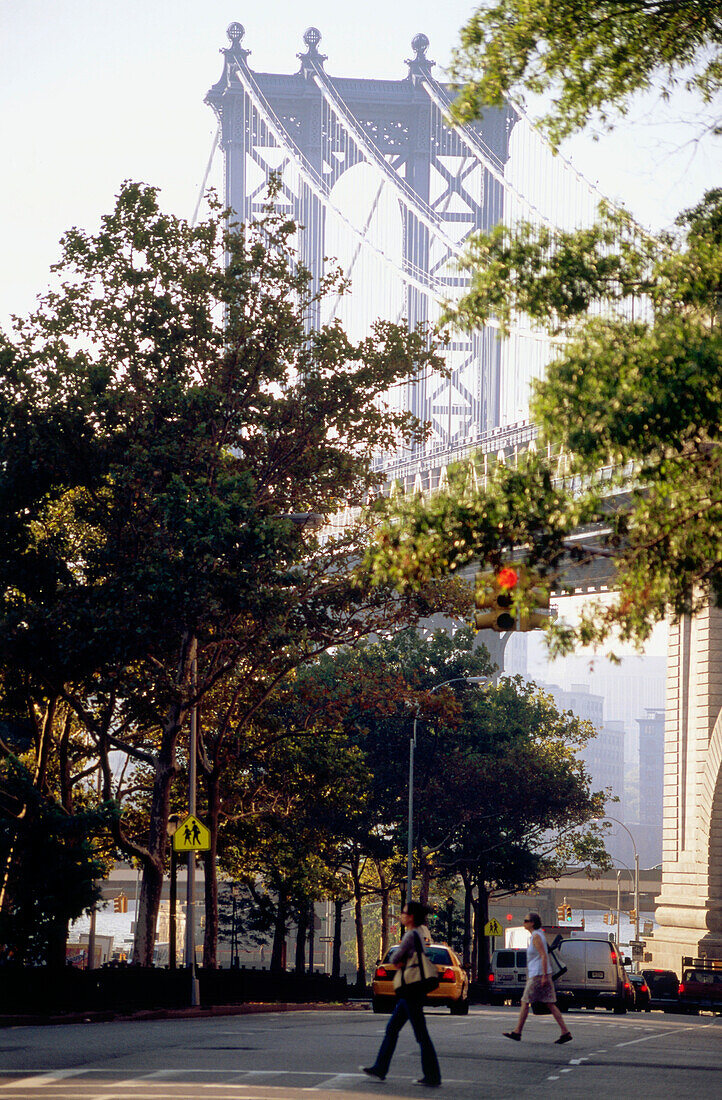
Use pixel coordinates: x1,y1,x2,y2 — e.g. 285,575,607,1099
366,0,722,653
452,0,722,145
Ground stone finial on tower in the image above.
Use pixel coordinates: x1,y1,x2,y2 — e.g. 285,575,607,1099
406,33,435,83
298,26,327,77
224,21,251,67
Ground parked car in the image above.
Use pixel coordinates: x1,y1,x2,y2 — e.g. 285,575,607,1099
552,937,630,1013
488,948,527,1005
628,972,651,1011
641,968,679,1011
678,966,722,1014
371,942,470,1014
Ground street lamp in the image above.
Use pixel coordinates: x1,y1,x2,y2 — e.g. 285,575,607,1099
407,676,489,902
605,816,640,946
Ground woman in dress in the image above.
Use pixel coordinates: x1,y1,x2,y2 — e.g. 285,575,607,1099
503,911,572,1043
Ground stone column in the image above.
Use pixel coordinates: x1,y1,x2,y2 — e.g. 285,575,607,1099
651,603,722,969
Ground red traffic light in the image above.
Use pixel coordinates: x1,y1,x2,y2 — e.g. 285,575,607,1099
497,567,518,589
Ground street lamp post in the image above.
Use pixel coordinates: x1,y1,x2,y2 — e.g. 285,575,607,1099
407,676,488,903
605,816,640,946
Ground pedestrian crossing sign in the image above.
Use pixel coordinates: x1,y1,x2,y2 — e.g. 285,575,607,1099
172,814,211,852
485,918,503,937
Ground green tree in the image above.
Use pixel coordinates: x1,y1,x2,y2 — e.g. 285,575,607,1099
0,182,454,964
452,1,722,146
0,756,111,966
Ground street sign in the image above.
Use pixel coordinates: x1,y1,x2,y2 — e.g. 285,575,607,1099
485,918,504,937
172,814,211,851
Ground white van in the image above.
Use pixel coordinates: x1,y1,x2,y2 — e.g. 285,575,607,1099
553,936,631,1013
488,948,527,1004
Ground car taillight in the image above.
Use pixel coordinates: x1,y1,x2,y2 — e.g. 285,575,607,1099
488,973,495,983
440,968,455,981
610,950,618,963
641,984,649,993
624,982,631,991
375,966,388,979
678,982,685,994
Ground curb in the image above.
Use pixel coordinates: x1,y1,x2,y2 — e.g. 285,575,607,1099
0,1001,369,1029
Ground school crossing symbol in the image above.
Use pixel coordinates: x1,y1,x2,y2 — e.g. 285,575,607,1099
172,814,211,852
484,918,503,937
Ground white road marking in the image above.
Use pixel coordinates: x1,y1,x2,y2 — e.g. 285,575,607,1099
0,1070,86,1089
559,1068,573,1073
569,1058,589,1064
615,1024,708,1048
547,1075,560,1080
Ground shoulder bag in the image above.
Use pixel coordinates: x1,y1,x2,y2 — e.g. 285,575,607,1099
393,931,440,997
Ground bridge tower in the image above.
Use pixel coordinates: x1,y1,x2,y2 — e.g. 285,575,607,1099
205,23,517,459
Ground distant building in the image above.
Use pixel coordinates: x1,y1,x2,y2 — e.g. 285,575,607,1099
536,682,625,808
631,707,665,867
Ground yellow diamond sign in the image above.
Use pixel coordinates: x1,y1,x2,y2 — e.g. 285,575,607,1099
484,918,503,937
172,814,211,852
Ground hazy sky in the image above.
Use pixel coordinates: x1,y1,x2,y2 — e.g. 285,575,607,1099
1,0,718,327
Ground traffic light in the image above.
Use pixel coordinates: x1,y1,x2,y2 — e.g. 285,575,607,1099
473,568,517,632
519,568,552,631
556,904,565,923
628,909,636,922
473,565,552,633
564,905,573,922
113,894,128,914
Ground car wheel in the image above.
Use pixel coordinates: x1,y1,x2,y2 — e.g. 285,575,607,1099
372,996,392,1014
450,998,469,1016
613,1000,627,1015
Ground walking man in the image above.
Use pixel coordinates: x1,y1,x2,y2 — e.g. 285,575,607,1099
503,912,572,1044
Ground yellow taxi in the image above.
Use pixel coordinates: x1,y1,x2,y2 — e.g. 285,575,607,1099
371,941,470,1014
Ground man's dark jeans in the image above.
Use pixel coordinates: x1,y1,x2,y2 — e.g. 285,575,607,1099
371,994,441,1084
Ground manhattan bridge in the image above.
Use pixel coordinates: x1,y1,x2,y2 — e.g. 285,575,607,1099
202,24,722,972
203,23,604,499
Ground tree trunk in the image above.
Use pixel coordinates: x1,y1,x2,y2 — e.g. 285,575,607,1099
133,632,194,966
477,877,490,993
332,897,343,979
294,901,308,975
471,888,479,982
135,852,166,966
307,899,315,975
202,771,220,968
270,886,287,973
446,897,454,948
461,869,473,972
379,877,390,960
350,859,367,991
47,917,68,969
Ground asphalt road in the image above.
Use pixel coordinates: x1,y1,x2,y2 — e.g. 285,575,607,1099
0,1004,719,1099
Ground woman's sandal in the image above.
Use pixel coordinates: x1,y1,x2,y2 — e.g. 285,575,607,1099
503,1031,522,1041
